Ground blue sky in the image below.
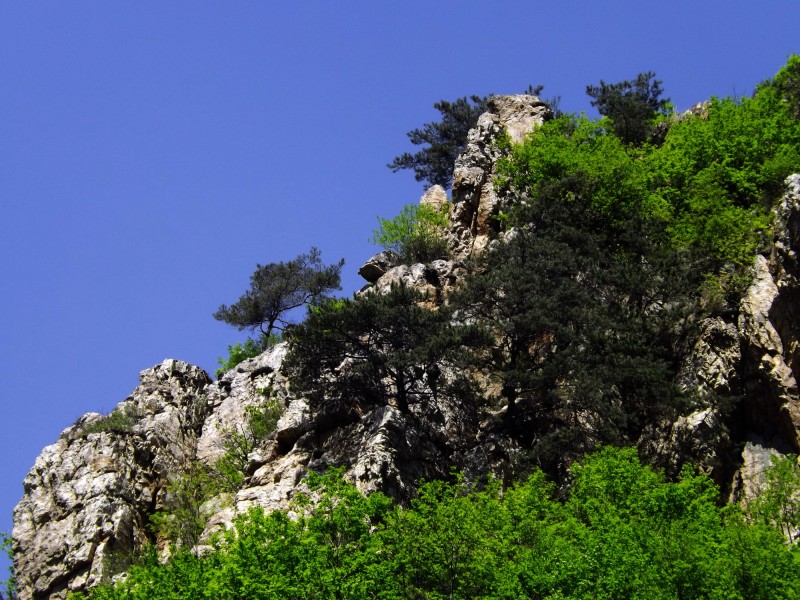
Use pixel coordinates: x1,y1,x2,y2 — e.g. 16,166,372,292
0,0,796,576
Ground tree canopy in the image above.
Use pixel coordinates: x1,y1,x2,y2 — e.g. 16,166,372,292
72,447,800,600
285,284,475,415
213,248,343,340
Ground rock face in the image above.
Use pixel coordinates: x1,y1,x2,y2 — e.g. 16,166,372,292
12,360,211,600
10,93,800,599
449,94,551,256
647,175,800,496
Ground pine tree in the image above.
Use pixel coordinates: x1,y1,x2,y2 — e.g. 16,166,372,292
285,284,476,415
213,247,343,340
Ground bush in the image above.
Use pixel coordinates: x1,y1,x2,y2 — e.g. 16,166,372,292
370,202,449,263
79,405,144,436
771,53,800,119
215,336,272,378
78,447,800,600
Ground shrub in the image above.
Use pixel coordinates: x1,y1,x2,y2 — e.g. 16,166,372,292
212,398,282,492
149,460,218,549
215,336,273,378
370,202,449,263
79,405,144,436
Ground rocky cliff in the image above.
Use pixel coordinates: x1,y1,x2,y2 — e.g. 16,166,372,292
11,96,800,599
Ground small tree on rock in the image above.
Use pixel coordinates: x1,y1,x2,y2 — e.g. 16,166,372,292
214,247,344,340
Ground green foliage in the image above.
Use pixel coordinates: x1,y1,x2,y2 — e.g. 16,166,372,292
215,336,274,378
78,404,144,436
646,90,798,264
501,57,800,276
388,95,488,189
586,71,670,145
0,532,15,600
150,460,219,549
213,247,344,338
771,53,800,119
76,59,800,598
746,454,800,544
452,189,698,475
80,447,800,600
370,202,450,263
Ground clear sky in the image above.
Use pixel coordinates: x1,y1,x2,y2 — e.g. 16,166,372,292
0,0,796,577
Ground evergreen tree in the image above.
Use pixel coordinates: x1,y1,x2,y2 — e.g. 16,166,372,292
586,71,670,145
452,185,697,472
285,284,476,415
388,95,488,189
213,247,344,340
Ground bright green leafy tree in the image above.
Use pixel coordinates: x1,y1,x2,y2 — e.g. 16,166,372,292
370,202,450,263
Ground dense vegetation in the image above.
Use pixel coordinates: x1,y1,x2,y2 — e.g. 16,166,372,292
70,448,800,600
56,58,800,598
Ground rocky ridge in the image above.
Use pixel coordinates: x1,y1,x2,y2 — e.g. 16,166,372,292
11,97,800,599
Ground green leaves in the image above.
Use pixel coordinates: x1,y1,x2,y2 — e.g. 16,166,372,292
746,454,800,544
81,448,800,599
500,57,800,295
215,336,271,378
370,202,450,263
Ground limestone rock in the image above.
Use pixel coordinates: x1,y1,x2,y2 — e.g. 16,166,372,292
450,95,552,256
12,360,211,600
420,184,448,212
739,254,800,448
357,251,401,284
197,344,289,465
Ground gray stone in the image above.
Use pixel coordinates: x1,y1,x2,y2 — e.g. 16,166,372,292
357,251,401,283
12,360,211,600
450,95,552,257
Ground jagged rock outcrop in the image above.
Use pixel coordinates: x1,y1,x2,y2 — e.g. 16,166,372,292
449,94,551,256
12,360,211,600
357,251,401,284
11,91,800,599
